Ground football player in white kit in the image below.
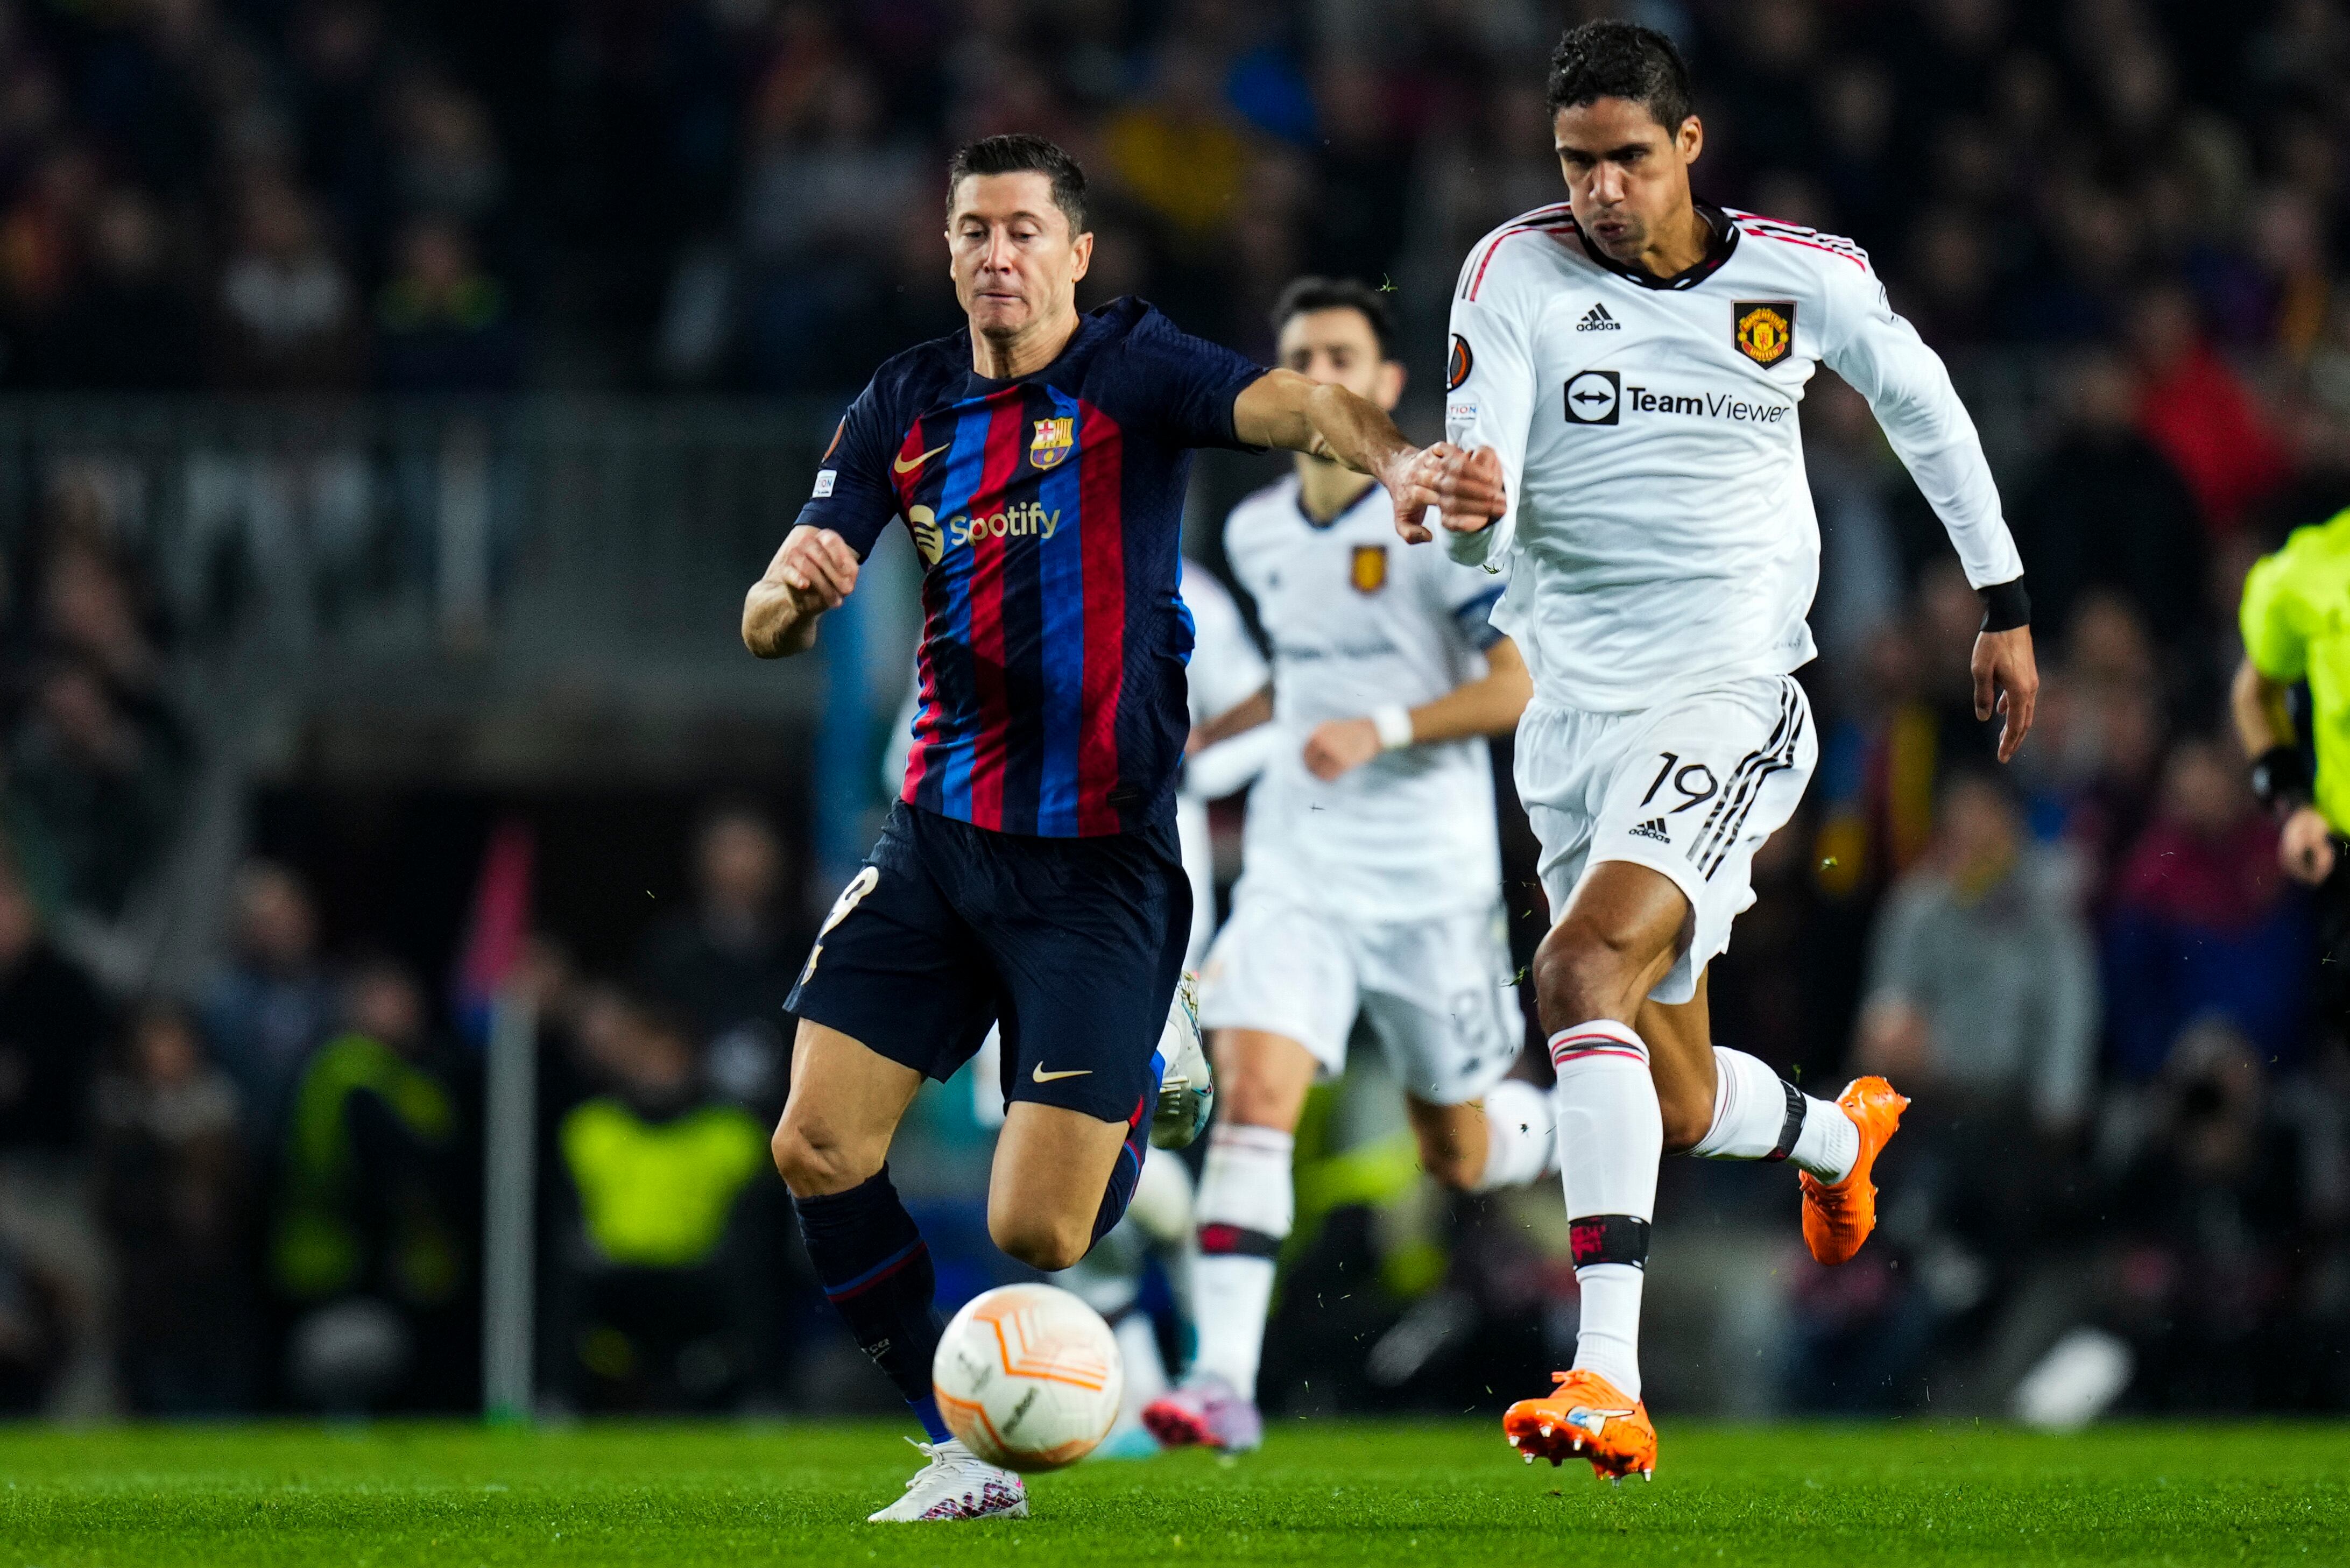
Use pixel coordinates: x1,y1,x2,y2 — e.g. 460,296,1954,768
1416,22,2040,1480
1142,277,1552,1453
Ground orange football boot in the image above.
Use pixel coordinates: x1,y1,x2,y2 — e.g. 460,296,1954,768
1798,1075,1909,1266
1502,1370,1656,1481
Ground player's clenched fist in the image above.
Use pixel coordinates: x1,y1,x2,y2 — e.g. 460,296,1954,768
743,524,859,658
1429,444,1508,536
1382,444,1442,545
1302,716,1382,780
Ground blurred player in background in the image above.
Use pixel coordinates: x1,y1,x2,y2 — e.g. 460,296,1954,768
1423,23,2038,1480
1142,277,1543,1454
743,134,1441,1522
2234,505,2350,1009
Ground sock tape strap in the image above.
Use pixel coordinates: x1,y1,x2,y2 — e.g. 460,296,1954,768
1767,1079,1805,1162
1568,1213,1651,1270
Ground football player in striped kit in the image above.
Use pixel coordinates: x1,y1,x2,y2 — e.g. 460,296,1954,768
1421,22,2040,1480
746,134,1443,1522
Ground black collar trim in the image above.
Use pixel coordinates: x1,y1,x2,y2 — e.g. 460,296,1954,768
1571,203,1740,292
1293,478,1381,531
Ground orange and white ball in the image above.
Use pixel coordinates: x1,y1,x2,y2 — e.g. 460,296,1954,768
933,1283,1124,1471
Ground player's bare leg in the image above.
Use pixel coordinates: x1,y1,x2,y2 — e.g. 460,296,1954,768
771,1020,922,1198
987,1101,1142,1272
1401,1088,1559,1194
1636,974,1718,1155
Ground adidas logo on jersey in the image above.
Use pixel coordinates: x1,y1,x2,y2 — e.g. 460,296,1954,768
1629,818,1671,843
1576,302,1621,332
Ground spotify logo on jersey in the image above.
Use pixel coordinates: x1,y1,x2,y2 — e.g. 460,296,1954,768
1564,369,1621,425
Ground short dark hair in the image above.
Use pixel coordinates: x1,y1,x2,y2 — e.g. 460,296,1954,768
946,133,1088,237
1546,20,1696,133
1268,276,1396,359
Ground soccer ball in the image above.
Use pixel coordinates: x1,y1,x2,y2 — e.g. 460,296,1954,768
933,1283,1124,1471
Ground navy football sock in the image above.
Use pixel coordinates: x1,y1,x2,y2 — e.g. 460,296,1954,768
1089,1116,1148,1247
794,1167,949,1442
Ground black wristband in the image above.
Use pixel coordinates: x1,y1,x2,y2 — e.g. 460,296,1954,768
1979,575,2031,632
2250,744,2313,818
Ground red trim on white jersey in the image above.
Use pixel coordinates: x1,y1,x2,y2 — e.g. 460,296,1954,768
1459,204,1578,301
1724,208,1871,272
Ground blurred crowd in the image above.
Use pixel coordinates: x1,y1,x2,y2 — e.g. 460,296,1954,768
0,797,828,1416
0,0,2339,403
0,0,2348,1422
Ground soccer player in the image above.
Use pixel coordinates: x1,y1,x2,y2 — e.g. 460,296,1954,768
743,135,1439,1523
1420,23,2039,1479
1141,277,1547,1453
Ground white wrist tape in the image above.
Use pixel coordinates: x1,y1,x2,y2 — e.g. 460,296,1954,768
1371,704,1414,751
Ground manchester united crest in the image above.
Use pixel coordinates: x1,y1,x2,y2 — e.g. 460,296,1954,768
1733,301,1796,367
1350,543,1388,594
1031,416,1075,470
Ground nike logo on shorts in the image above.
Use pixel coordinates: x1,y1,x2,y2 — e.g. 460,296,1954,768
893,443,952,475
1032,1065,1092,1083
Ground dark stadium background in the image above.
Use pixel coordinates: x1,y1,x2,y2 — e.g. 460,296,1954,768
0,0,2344,1426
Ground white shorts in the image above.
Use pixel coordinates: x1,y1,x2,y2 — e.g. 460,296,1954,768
1196,891,1521,1105
1515,674,1816,1007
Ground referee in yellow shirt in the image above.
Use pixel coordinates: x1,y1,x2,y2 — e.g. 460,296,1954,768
2234,506,2350,907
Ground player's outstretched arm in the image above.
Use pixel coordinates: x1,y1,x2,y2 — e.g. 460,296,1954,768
743,525,859,658
1971,624,2038,764
1232,369,1438,541
1301,636,1532,781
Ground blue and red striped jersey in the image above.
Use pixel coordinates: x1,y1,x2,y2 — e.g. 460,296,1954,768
795,298,1265,837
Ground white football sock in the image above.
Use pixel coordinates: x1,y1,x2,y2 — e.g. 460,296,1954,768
1114,1311,1168,1424
1189,1122,1293,1398
1549,1020,1661,1401
1789,1094,1861,1183
1473,1078,1558,1191
1689,1046,1858,1182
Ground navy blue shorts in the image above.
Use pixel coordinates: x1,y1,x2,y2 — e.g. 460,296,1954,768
787,802,1191,1128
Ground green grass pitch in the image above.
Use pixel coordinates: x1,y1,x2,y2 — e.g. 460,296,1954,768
2,1421,2344,1566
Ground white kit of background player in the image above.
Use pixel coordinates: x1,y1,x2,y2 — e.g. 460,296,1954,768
1145,277,1555,1454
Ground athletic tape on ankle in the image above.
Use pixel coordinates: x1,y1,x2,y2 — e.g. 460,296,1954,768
1767,1080,1804,1162
1568,1213,1652,1270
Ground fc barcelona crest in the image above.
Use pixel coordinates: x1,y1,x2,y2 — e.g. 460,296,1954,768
1031,416,1075,469
1733,301,1796,367
1350,543,1388,594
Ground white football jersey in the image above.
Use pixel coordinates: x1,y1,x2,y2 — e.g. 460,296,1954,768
1175,566,1271,966
1443,202,2023,712
1224,475,1506,920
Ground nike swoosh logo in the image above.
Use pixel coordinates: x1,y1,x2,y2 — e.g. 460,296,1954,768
893,443,952,475
1032,1065,1092,1083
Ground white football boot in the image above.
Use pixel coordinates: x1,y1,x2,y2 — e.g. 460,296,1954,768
866,1438,1027,1523
1151,971,1214,1150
